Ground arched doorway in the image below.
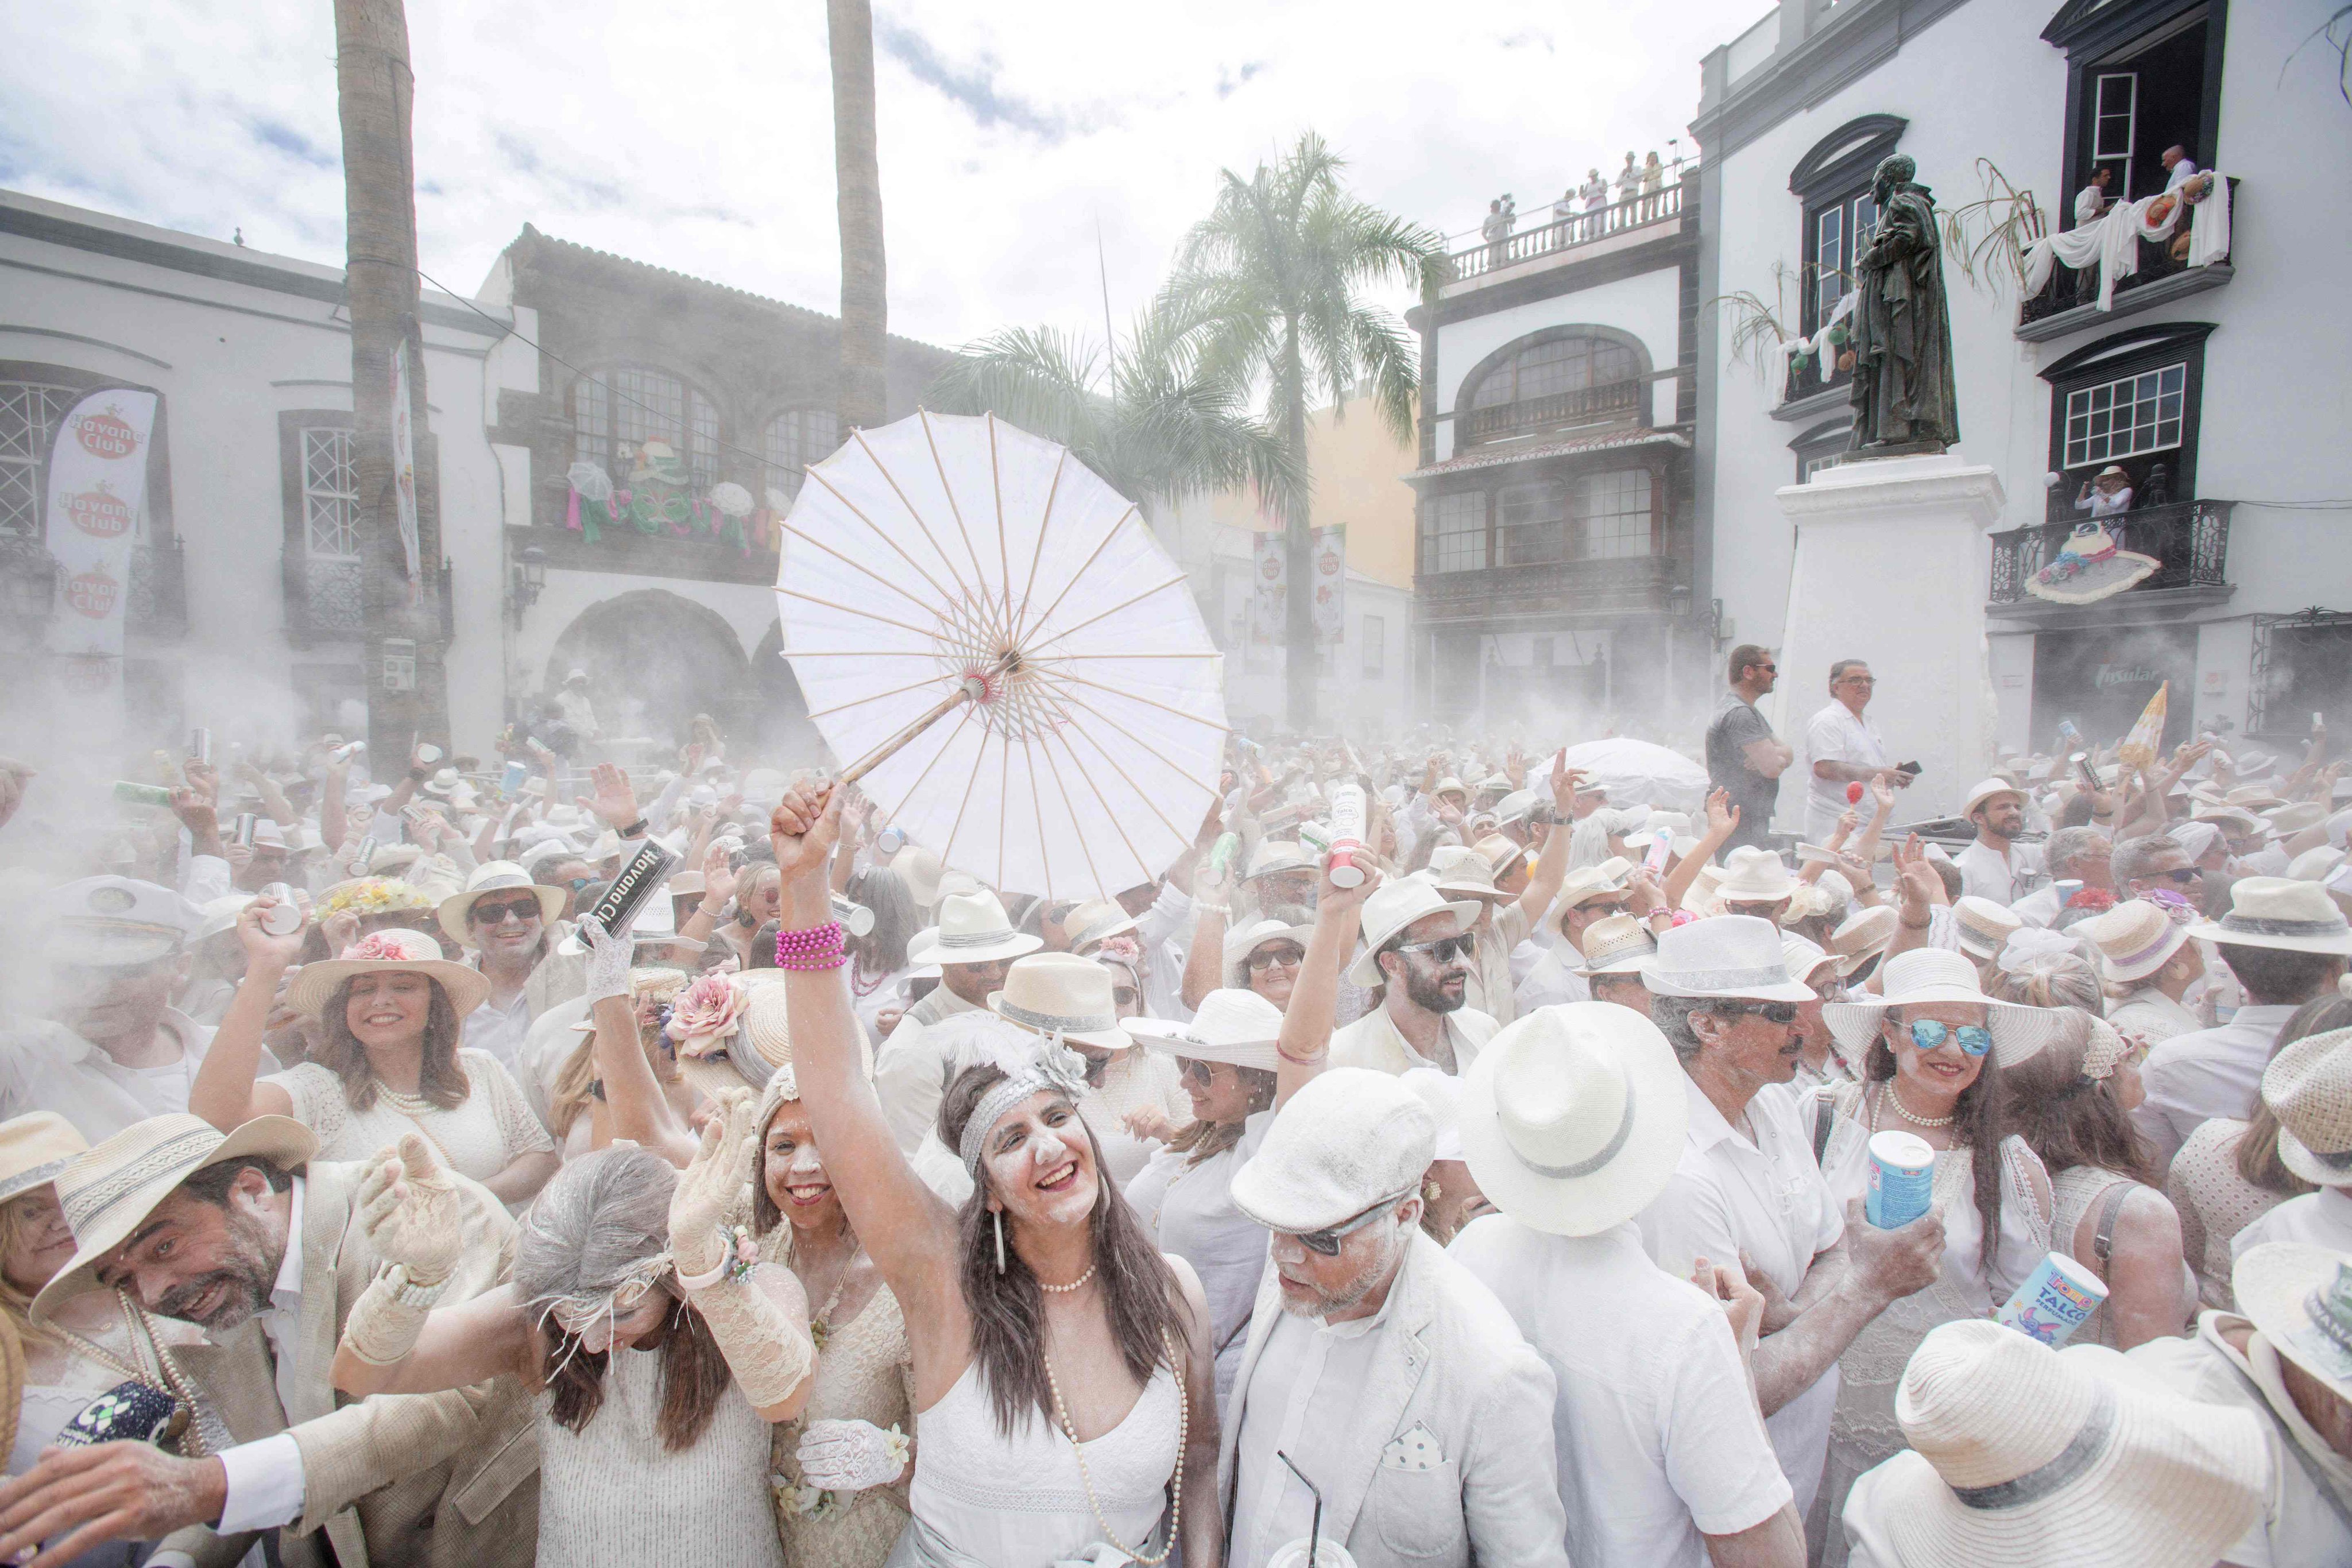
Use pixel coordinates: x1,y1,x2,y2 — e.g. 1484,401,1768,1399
749,620,827,767
543,590,754,756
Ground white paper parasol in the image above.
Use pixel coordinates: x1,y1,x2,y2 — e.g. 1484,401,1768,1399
1558,738,1710,814
775,412,1227,902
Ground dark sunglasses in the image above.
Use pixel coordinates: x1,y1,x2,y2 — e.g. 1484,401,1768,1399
1247,944,1306,972
1112,986,1139,1010
1395,933,1476,965
1288,1191,1409,1257
1717,1000,1799,1025
2154,867,2202,885
1904,1019,1992,1057
1179,1058,1220,1086
469,898,541,926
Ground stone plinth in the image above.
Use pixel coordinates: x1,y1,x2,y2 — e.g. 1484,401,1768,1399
1773,452,2006,821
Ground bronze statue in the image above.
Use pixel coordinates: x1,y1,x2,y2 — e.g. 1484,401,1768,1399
1847,154,1959,456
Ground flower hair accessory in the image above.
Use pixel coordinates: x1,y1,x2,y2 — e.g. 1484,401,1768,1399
665,974,749,1059
342,931,420,963
958,1039,1092,1176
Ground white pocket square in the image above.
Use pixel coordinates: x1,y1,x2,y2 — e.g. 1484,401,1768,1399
1380,1422,1444,1472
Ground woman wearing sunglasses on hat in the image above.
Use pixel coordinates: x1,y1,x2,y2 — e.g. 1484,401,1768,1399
761,780,1224,1567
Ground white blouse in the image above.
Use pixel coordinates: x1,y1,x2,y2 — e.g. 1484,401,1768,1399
265,1047,554,1183
1122,1108,1273,1416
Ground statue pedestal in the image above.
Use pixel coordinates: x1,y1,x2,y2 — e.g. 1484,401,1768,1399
1773,452,2007,822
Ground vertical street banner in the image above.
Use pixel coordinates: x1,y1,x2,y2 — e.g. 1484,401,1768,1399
390,340,422,601
1312,525,1346,645
1251,529,1286,647
45,389,159,737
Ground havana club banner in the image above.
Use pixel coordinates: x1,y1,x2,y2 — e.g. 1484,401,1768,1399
44,389,157,663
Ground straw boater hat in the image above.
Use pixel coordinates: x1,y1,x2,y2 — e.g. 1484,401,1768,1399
287,927,490,1019
1951,896,2025,962
1059,898,1138,954
1821,947,2064,1066
436,860,565,949
1459,1002,1689,1237
1572,914,1657,978
988,951,1132,1051
1346,879,1483,988
2076,899,2190,984
2187,876,2352,955
2234,1243,2352,1411
1856,1318,2264,1568
1229,1068,1435,1234
906,889,1043,967
1127,988,1285,1072
1715,846,1796,903
1222,918,1312,986
33,1114,319,1322
2260,1026,2352,1186
1642,915,1813,1002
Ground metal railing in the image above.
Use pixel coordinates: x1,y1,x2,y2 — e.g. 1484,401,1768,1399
1459,380,1645,446
1987,500,2231,603
1444,181,1687,282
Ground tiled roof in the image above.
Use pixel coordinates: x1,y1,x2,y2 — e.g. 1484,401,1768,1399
1406,427,1690,480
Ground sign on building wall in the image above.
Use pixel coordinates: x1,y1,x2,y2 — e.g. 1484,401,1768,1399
1251,530,1286,646
1312,525,1346,645
45,388,159,738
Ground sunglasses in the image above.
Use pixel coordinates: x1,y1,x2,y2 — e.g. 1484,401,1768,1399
1247,944,1306,972
2154,867,2201,885
470,898,541,926
1112,986,1139,1010
1903,1019,1993,1057
1179,1058,1221,1087
1717,1000,1799,1025
1395,933,1477,965
1287,1191,1410,1257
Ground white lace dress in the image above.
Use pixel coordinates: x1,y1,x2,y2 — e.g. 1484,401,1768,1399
1811,1081,2051,1567
2167,1116,2298,1311
265,1048,554,1183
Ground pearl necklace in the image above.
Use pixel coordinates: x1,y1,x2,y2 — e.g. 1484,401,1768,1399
1882,1082,1956,1129
1041,1327,1185,1566
1039,1263,1098,1295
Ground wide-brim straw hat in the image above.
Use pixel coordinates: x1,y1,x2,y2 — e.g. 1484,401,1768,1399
0,1113,90,1205
906,889,1043,967
2268,802,2328,837
1223,918,1312,986
2187,875,2352,955
436,860,565,948
1952,896,2025,960
2234,1242,2352,1407
1864,1318,2264,1568
2076,899,2189,984
2261,1025,2352,1186
987,951,1132,1051
1573,913,1658,977
1642,914,1813,1002
1061,897,1139,954
1821,947,2063,1065
1231,1068,1435,1234
678,978,873,1104
1715,845,1796,902
1127,989,1284,1071
287,927,490,1019
1346,880,1483,988
34,1114,319,1322
1460,1002,1688,1237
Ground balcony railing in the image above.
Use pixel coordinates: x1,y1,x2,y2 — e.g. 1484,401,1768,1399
1987,500,2231,605
1418,552,1677,622
1443,182,1686,284
1782,337,1849,406
2019,177,2238,331
1460,380,1645,447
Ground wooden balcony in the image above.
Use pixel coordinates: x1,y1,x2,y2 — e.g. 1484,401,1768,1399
1459,380,1644,448
1417,553,1678,626
1987,500,2231,619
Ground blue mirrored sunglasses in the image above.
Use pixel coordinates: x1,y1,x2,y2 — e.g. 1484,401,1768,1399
1906,1019,1992,1057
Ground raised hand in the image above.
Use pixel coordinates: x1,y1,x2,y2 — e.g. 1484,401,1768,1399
355,1133,467,1286
700,842,742,909
577,762,640,831
235,900,308,971
578,914,631,1004
768,782,844,887
670,1087,757,1276
1704,787,1740,839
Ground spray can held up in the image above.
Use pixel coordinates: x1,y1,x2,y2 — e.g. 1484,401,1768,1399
1325,784,1368,889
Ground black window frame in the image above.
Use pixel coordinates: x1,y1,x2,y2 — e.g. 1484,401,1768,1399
1785,115,1908,400
1789,418,1851,487
2045,0,2227,222
2037,320,2214,521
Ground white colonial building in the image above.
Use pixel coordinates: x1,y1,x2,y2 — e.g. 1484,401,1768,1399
1693,0,2352,792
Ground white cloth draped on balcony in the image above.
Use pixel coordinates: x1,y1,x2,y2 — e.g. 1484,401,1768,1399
1775,290,1856,386
2021,172,2233,312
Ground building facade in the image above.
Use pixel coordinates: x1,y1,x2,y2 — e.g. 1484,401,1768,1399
1695,0,2352,775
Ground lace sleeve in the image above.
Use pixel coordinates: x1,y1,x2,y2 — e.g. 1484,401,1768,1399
1994,1136,2056,1296
264,1063,349,1151
463,1050,557,1160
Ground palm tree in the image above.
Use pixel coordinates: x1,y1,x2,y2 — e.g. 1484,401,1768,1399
1159,132,1442,732
827,0,888,432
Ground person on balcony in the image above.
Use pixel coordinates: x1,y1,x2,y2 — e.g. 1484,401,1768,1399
2074,165,2114,226
2075,464,2134,518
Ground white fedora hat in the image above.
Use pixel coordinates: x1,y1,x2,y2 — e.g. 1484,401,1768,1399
2261,1025,2352,1186
287,927,491,1019
1428,844,1508,902
1127,988,1284,1071
1572,913,1657,978
2234,1243,2352,1406
2289,845,2349,884
1222,918,1312,987
1962,777,2026,818
2188,875,2352,955
987,951,1131,1050
1951,896,2025,961
1821,947,2063,1066
2075,899,2189,984
1715,846,1795,903
1641,915,1812,1002
436,859,565,949
1346,879,1483,988
1459,1002,1689,1236
894,845,946,910
1861,1318,2265,1568
1061,897,1139,954
907,889,1044,967
1243,840,1318,882
1230,1068,1434,1234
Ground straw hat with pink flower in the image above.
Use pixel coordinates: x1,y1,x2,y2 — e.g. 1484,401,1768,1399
288,928,489,1018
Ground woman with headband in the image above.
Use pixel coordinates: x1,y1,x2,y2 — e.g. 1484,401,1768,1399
763,780,1224,1567
327,1114,817,1566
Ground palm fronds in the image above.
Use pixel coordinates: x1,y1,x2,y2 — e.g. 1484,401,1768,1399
1940,159,2047,296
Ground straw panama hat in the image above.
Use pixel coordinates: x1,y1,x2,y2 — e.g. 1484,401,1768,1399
1060,898,1139,954
1459,1002,1689,1237
1230,1068,1435,1234
1821,948,2062,1066
288,927,491,1019
1951,896,2025,961
1428,845,1509,901
2260,1025,2352,1186
0,1113,89,1206
2076,899,2189,984
1432,776,1468,800
34,1114,319,1322
2268,802,2327,837
1642,915,1812,1003
2187,876,2352,955
1222,918,1312,985
1346,879,1483,988
1962,777,2026,818
2234,1242,2352,1406
680,979,873,1102
1716,846,1796,903
436,860,564,948
2289,845,2349,884
1833,905,1900,974
1862,1318,2264,1568
906,889,1043,967
1127,989,1285,1072
987,951,1132,1051
1573,913,1657,978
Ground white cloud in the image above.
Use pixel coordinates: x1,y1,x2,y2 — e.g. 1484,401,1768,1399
1,0,1769,353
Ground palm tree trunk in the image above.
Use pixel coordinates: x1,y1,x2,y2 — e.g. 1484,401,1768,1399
1281,326,1316,733
827,0,888,433
334,0,447,758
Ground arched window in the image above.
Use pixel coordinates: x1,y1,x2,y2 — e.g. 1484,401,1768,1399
762,408,841,500
1459,332,1645,446
1,375,107,536
570,366,720,490
1466,334,1641,411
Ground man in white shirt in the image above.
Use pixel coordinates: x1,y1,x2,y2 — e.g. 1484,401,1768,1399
1953,777,2044,905
2074,165,2114,224
1801,660,1906,844
1221,1070,1569,1568
2008,825,2112,928
2161,144,2202,192
1329,879,1497,1076
874,890,1042,1149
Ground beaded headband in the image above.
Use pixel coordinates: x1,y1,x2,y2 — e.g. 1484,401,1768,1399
959,1040,1092,1176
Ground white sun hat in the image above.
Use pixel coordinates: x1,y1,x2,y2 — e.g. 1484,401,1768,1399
2075,899,2190,984
1962,777,2027,818
1781,932,1840,986
436,860,566,949
1855,1318,2265,1568
987,951,1132,1051
1428,844,1508,901
907,889,1045,967
1221,918,1313,987
1572,914,1658,978
1060,898,1139,954
2260,1025,2352,1186
1715,845,1796,903
2188,875,2352,955
1641,915,1813,1002
1399,1067,1466,1162
1459,1001,1689,1236
1821,947,2064,1066
1345,878,1483,988
287,927,490,1019
1126,988,1284,1071
2234,1242,2352,1407
1951,896,2025,961
1242,839,1318,882
1229,1068,1434,1234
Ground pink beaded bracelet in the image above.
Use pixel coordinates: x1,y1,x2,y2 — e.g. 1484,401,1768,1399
775,920,848,971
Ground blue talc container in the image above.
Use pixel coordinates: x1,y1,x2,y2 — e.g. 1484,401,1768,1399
1997,1252,2109,1348
1865,1130,1936,1229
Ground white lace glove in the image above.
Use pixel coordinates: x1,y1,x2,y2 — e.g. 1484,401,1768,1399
579,912,630,1003
354,1132,466,1284
794,1419,910,1492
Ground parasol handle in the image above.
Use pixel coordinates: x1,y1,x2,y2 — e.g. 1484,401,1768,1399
835,653,1015,787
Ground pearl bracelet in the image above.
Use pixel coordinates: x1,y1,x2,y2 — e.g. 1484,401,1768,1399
774,920,848,971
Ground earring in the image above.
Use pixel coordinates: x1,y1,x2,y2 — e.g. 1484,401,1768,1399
993,1209,1006,1275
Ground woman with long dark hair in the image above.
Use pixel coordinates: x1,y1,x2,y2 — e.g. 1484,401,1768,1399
328,1123,817,1566
846,864,920,1039
763,781,1223,1566
191,904,558,1203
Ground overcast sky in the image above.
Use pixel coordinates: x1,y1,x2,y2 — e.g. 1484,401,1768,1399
6,0,1768,356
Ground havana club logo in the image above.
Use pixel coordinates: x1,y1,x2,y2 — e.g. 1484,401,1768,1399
73,405,140,460
64,565,120,620
57,656,115,695
65,482,134,539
